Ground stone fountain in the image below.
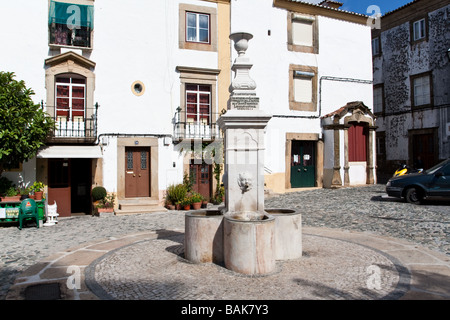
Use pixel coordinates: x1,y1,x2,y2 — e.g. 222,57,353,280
184,32,302,275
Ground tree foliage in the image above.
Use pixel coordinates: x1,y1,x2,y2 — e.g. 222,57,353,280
0,71,54,176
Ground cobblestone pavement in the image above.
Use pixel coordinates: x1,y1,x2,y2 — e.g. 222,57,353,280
1,184,449,300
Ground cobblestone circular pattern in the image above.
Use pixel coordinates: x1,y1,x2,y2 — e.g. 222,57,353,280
85,233,410,300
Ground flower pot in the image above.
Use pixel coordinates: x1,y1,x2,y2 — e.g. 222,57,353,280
168,204,175,210
34,191,43,200
183,205,191,211
192,202,202,210
176,204,182,210
1,196,21,202
201,201,208,209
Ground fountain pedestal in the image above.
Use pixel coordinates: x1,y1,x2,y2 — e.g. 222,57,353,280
184,32,302,276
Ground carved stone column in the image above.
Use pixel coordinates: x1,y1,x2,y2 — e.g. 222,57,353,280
366,127,376,184
331,127,342,188
343,127,350,186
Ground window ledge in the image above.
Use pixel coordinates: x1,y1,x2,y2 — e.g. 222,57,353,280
49,43,93,52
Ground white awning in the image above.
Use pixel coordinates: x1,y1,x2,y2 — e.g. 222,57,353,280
36,145,103,159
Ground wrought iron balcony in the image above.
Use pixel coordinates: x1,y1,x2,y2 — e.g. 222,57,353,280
173,110,222,143
44,103,98,143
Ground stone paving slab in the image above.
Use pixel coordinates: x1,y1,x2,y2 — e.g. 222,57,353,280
6,226,450,300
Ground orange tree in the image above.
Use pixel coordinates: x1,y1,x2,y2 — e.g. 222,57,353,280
0,71,54,176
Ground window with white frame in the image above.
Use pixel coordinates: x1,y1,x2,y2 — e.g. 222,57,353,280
412,74,431,107
55,74,86,121
413,18,426,41
186,12,210,43
186,84,211,124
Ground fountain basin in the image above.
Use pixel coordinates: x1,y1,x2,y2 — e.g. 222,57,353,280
223,215,275,275
266,208,302,260
184,210,224,264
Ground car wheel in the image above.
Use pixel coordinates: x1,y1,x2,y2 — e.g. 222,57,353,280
405,187,422,204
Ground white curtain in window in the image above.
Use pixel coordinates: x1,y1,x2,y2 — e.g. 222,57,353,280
294,78,312,103
292,21,313,46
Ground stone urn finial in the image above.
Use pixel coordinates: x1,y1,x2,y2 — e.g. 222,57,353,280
229,32,257,92
230,32,253,57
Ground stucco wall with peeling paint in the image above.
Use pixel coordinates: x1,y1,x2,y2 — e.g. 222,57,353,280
374,4,450,170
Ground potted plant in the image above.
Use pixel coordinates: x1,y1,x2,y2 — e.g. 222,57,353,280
92,186,107,208
31,181,46,200
1,186,20,202
181,196,192,211
94,193,115,216
190,192,203,210
19,186,30,200
201,198,208,208
166,184,187,210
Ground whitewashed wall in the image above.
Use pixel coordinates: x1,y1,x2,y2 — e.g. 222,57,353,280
230,0,374,181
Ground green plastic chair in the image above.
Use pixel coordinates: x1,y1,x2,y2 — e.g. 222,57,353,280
19,198,39,230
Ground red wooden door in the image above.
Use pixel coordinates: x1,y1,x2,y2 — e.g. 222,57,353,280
348,123,368,162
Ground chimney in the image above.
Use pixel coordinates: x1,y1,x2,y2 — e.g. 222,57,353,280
319,1,344,9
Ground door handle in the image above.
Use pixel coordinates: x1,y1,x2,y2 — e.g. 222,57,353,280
133,174,136,177
139,174,141,177
298,169,301,172
304,168,307,172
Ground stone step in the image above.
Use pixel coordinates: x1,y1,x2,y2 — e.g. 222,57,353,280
116,199,167,215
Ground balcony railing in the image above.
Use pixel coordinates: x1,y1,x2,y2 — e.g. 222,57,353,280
173,110,222,142
44,103,98,143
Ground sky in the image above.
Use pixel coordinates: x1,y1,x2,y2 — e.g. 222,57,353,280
309,0,415,15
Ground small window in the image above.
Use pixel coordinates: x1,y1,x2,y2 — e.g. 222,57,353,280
288,13,318,54
289,65,317,112
292,20,313,47
372,37,380,56
294,77,313,103
413,19,426,41
373,85,384,114
131,81,145,96
186,12,210,44
413,74,431,107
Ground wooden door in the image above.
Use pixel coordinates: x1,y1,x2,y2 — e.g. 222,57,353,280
412,133,435,170
125,147,150,198
190,162,211,200
290,141,316,188
48,159,71,217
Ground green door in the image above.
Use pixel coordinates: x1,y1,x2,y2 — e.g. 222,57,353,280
290,141,315,188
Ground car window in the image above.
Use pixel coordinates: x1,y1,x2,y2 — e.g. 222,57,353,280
442,164,450,176
426,160,450,174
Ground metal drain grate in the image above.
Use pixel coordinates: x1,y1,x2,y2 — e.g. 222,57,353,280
24,283,61,300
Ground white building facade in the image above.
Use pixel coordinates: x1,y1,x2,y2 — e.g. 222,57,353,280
0,0,231,216
230,0,376,192
0,0,376,216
